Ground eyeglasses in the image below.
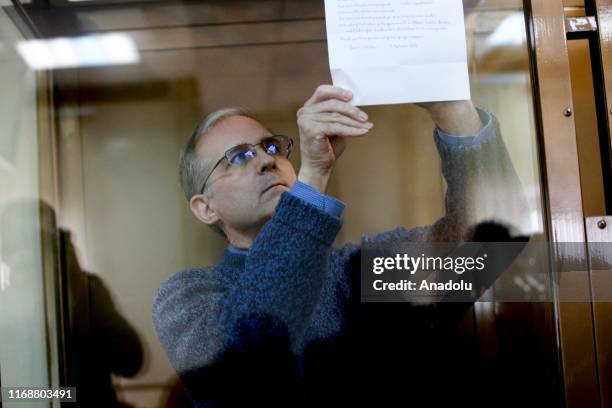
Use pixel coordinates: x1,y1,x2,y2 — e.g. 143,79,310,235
199,134,294,194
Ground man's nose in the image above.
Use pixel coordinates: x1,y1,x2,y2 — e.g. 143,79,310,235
254,147,277,174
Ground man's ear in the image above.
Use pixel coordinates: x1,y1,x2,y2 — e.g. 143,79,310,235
190,194,220,226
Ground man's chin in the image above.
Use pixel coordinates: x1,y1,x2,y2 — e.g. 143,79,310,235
262,185,289,200
269,189,286,208
260,187,287,217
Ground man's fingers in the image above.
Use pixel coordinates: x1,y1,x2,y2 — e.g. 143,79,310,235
312,99,368,122
301,99,368,124
318,122,371,138
316,112,373,129
304,85,353,106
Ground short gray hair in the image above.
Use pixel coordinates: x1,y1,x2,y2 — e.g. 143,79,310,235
180,106,257,201
179,107,258,238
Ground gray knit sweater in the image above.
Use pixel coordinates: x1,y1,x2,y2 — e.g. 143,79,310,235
152,111,529,407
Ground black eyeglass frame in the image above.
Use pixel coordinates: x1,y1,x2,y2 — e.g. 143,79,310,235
199,134,294,195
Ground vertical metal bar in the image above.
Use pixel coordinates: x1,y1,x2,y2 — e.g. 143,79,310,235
528,0,600,406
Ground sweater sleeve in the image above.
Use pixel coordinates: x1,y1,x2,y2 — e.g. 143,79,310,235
231,192,343,351
362,109,530,246
334,109,530,324
152,193,343,406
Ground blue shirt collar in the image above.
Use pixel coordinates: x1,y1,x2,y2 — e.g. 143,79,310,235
227,244,249,255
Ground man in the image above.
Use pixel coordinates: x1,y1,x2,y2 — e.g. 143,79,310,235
153,85,528,407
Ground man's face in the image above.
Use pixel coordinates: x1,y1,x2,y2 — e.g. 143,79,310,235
195,115,297,234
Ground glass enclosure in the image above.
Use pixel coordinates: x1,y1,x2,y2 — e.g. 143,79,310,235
0,2,55,407
0,0,571,406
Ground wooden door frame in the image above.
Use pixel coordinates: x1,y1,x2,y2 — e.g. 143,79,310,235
528,0,600,406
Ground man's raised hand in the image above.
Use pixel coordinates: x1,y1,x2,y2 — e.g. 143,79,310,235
296,85,373,193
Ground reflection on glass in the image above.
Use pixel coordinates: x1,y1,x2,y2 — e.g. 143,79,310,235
16,34,140,70
0,6,50,408
0,0,562,406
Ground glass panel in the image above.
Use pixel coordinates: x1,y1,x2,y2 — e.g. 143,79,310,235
0,2,52,407
1,0,566,406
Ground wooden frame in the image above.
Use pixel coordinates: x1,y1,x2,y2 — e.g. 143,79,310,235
529,0,599,405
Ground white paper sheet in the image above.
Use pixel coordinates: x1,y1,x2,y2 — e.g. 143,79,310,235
324,0,471,106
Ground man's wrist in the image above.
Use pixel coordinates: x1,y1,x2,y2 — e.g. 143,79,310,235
297,167,332,194
290,180,345,219
423,100,483,137
435,108,493,146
